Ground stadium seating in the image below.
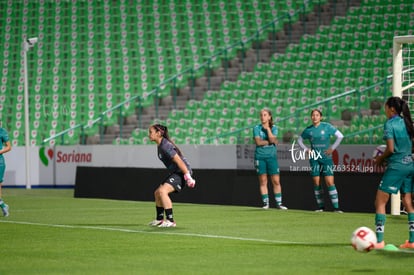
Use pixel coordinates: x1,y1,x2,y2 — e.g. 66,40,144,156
152,0,413,145
0,0,413,146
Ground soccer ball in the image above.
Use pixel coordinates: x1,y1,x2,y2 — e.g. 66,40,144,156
351,226,377,252
372,145,386,158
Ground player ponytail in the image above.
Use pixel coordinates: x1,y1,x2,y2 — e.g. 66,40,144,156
385,96,414,138
401,100,414,139
152,124,183,157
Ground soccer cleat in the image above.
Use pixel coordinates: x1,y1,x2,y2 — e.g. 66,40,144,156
334,208,343,213
374,241,385,249
400,240,414,249
2,204,9,217
262,204,269,209
158,220,176,228
276,204,288,210
148,219,164,226
315,208,324,212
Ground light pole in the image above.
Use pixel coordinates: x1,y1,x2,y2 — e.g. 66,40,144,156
23,37,38,189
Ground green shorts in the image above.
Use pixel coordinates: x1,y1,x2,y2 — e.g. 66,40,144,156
254,157,280,175
379,165,414,194
309,158,334,177
0,156,5,183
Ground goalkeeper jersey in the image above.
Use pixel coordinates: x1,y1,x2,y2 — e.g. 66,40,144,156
157,138,191,174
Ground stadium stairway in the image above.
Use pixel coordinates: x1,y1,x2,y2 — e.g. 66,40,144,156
0,0,366,146
106,0,363,145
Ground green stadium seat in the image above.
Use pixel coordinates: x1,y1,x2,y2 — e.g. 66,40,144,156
3,0,411,145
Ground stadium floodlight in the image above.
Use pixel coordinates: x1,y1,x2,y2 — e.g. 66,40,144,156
23,37,38,189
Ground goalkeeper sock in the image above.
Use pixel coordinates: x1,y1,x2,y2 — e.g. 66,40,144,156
328,185,339,209
408,213,414,243
156,206,164,221
313,185,324,209
0,199,5,209
261,194,269,206
165,208,174,222
274,193,282,206
375,213,386,242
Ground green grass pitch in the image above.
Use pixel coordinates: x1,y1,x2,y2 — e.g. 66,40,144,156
0,189,413,274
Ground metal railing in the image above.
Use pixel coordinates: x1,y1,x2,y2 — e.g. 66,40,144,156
42,0,361,146
204,76,391,145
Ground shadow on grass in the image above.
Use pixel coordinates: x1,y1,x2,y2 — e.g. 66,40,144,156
246,242,348,248
374,249,414,257
70,223,188,232
349,269,377,273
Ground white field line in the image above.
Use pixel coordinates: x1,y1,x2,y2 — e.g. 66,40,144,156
0,220,312,245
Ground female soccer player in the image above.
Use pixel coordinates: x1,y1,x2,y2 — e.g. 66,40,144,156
0,126,11,217
148,124,195,227
297,109,343,212
253,108,287,210
373,97,414,249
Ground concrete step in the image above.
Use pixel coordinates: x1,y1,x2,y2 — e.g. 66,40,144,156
97,0,363,145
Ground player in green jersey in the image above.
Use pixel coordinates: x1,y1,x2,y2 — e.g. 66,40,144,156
0,127,11,217
373,97,414,249
253,108,287,210
297,109,343,212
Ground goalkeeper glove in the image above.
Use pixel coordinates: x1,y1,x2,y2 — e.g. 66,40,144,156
184,173,196,188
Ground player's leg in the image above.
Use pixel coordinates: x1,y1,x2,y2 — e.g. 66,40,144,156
400,192,414,248
154,183,177,227
321,159,341,212
268,158,287,209
158,174,185,227
156,183,175,220
258,174,269,209
256,159,269,209
269,174,287,210
0,164,8,217
374,189,389,248
376,167,408,247
0,184,7,217
399,176,414,248
324,176,341,212
149,185,166,226
310,160,324,211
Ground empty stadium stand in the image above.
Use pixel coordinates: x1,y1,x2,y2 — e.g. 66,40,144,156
1,0,412,146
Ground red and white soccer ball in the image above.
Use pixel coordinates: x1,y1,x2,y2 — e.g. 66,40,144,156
351,226,377,252
372,145,386,158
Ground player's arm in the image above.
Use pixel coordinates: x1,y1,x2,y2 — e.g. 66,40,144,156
171,154,190,175
254,127,276,146
254,136,271,146
326,130,343,155
266,127,277,145
0,141,11,155
171,154,195,188
297,136,309,152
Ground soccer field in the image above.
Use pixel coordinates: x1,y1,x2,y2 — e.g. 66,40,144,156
0,189,412,274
